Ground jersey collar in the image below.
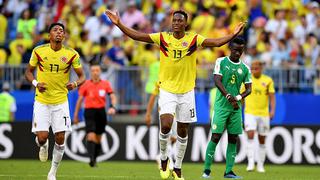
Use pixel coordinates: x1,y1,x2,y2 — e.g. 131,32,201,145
227,56,241,65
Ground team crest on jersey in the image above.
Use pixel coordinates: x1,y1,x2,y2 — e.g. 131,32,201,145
60,56,68,63
212,124,217,130
182,41,188,47
237,68,243,74
262,82,266,87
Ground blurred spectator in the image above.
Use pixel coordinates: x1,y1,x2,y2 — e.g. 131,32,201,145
311,15,320,41
0,7,7,46
84,11,110,43
265,9,288,40
105,36,127,67
8,33,33,66
306,2,319,34
260,42,273,68
121,0,146,28
294,15,309,45
17,8,37,40
272,39,289,67
61,1,86,43
0,48,7,65
191,8,215,37
0,82,17,122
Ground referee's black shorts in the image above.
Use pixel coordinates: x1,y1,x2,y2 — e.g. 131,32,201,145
84,108,107,135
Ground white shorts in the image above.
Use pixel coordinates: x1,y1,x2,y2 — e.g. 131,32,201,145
158,88,197,123
32,101,72,134
244,113,270,136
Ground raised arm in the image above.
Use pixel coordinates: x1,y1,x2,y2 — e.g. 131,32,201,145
105,10,153,43
202,22,246,47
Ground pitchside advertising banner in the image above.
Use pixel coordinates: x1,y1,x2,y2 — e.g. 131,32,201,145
0,122,319,164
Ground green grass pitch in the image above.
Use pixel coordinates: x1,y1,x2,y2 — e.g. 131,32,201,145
0,160,318,180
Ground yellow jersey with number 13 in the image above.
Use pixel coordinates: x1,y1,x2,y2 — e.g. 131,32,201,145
149,32,205,93
29,44,82,105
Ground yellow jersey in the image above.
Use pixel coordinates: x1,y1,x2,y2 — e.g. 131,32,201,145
29,44,82,105
244,74,275,117
149,32,205,93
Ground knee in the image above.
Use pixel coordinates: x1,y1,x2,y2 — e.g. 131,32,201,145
161,125,171,134
211,133,221,143
228,134,238,144
55,133,65,145
37,133,48,145
87,132,96,142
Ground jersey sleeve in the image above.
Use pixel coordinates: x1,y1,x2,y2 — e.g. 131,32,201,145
72,51,82,69
105,81,114,94
268,78,275,93
197,34,206,47
149,33,161,45
213,57,224,76
29,49,38,67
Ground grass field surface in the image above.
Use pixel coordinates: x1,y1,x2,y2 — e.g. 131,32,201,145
0,160,318,180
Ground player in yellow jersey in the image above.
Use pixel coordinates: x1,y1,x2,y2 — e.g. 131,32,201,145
105,9,246,180
243,60,276,173
25,23,85,180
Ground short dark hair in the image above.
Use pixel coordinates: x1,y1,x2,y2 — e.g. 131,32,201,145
48,23,65,33
173,10,188,21
230,36,246,46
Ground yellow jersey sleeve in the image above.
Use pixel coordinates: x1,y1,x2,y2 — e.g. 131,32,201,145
197,34,205,47
268,78,275,93
29,49,38,67
149,33,160,46
71,51,81,69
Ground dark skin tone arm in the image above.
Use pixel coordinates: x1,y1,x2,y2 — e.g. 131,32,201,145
106,10,247,46
214,74,252,109
25,65,85,92
105,10,153,43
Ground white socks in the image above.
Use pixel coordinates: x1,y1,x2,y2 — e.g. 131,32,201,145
258,144,266,168
247,139,255,166
174,136,188,169
49,143,65,175
159,132,170,161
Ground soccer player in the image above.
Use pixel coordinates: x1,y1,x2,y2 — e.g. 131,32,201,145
145,82,177,170
73,64,117,167
105,9,245,180
244,60,275,173
202,37,252,179
25,23,85,180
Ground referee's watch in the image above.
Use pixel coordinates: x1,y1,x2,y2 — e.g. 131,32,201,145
109,104,117,111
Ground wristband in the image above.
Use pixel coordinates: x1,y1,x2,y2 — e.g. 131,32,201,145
235,95,242,101
73,81,78,87
32,79,38,87
225,94,231,99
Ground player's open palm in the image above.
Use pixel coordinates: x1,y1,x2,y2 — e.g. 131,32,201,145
105,10,120,25
233,22,246,36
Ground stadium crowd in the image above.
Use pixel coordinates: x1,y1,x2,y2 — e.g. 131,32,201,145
0,0,320,92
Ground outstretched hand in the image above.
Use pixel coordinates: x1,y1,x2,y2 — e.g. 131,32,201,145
105,10,120,25
233,21,247,36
